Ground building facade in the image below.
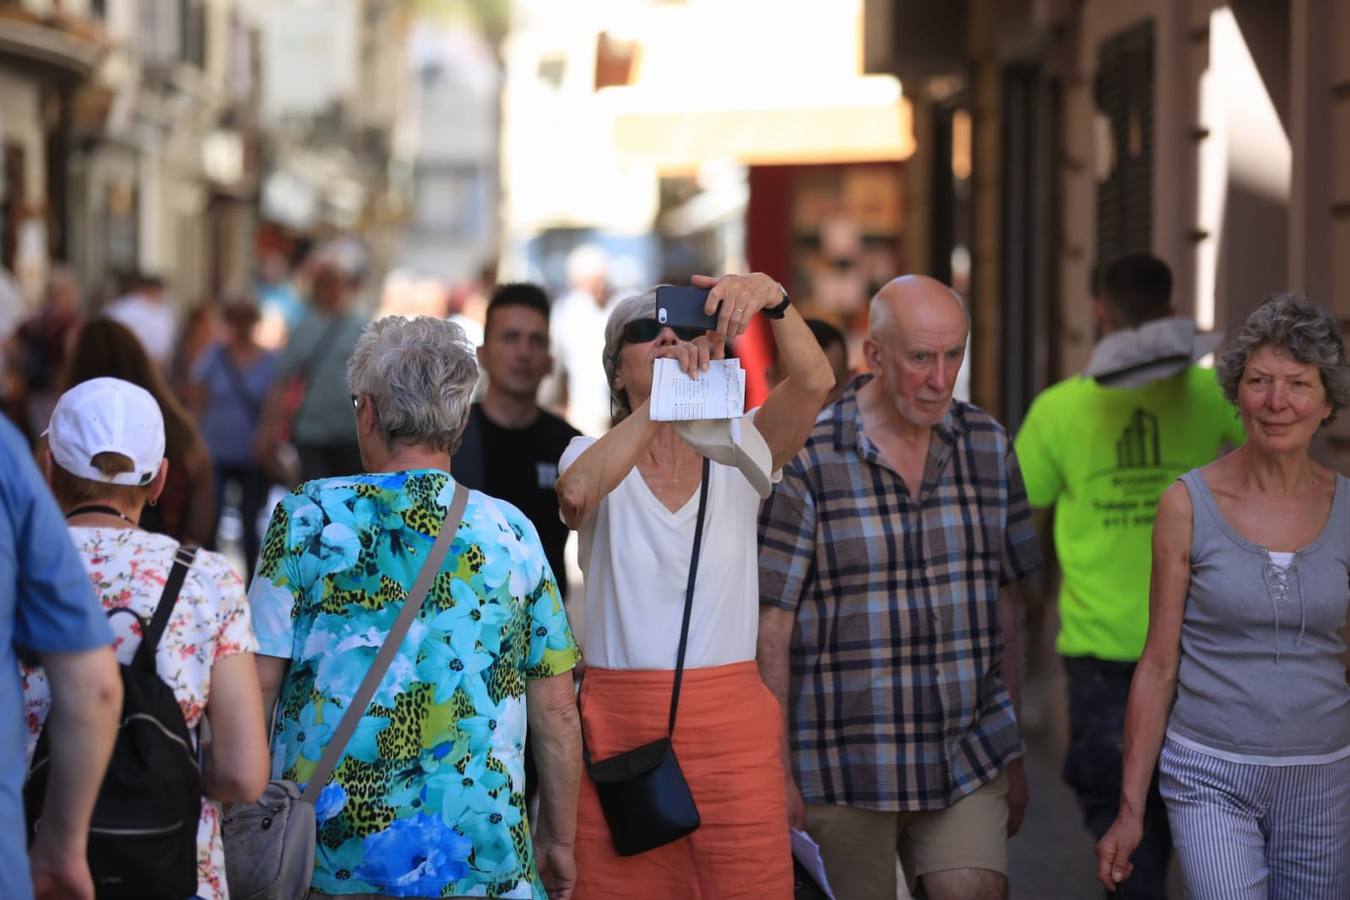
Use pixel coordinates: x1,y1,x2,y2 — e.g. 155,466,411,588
0,1,102,309
868,0,1350,468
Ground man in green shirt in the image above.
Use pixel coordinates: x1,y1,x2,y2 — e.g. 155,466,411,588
1015,252,1244,899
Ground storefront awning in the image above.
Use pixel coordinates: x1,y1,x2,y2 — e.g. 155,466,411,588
607,77,914,169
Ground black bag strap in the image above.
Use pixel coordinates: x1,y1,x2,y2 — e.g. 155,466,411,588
299,482,469,804
133,545,198,672
578,457,712,766
667,456,711,736
295,316,345,383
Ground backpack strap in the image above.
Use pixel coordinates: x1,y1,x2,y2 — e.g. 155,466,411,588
133,545,199,672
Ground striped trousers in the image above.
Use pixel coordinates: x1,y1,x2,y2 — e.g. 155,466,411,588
1158,738,1350,900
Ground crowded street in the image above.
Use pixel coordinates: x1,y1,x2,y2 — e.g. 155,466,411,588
3,1,1350,899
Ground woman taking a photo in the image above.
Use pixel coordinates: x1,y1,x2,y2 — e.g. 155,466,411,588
556,273,834,898
1097,294,1350,898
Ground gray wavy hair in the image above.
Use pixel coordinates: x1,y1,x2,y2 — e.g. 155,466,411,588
1215,293,1350,425
347,315,479,453
602,289,658,423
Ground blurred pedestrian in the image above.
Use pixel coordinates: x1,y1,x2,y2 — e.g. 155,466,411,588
549,245,617,437
758,276,1041,900
0,261,26,348
251,316,582,899
171,301,221,401
188,298,279,581
11,266,83,437
766,317,851,409
1097,294,1350,899
1015,252,1243,899
105,272,177,370
255,260,367,483
62,318,216,546
447,261,495,349
0,340,28,443
557,274,831,898
257,250,304,331
25,377,269,899
0,415,120,900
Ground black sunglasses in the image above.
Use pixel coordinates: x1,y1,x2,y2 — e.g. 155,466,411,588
622,319,706,344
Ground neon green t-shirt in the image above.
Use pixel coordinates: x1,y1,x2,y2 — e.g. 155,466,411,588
1014,366,1245,661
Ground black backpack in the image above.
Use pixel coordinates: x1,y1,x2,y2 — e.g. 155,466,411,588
26,545,204,899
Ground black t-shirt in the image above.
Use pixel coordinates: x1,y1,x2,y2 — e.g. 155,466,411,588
462,404,580,600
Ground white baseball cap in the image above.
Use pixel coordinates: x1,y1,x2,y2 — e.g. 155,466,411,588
46,377,165,486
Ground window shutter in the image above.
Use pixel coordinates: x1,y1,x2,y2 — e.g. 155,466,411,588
1094,19,1155,261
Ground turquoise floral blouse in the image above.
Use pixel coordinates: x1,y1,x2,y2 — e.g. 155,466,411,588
249,471,580,898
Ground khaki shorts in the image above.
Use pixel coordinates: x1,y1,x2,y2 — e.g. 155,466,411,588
804,771,1009,900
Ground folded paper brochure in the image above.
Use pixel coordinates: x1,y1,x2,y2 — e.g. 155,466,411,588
649,358,746,421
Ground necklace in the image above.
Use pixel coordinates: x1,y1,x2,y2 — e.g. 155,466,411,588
65,504,138,527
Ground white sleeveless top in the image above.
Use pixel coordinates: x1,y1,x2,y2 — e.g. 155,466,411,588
559,433,772,670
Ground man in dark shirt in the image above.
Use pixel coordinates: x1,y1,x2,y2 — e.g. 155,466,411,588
453,283,581,601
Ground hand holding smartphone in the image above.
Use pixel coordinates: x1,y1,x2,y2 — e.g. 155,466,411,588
655,285,719,334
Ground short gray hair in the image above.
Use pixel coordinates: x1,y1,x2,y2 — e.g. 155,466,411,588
1216,293,1350,425
602,289,657,423
347,316,479,453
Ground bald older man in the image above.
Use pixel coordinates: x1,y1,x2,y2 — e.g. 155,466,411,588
757,276,1042,900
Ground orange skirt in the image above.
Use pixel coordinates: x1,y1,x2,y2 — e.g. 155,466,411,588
573,661,793,900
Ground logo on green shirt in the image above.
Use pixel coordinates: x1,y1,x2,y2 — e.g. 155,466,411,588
1116,408,1161,468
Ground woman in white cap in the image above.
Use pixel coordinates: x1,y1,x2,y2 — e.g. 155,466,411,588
20,376,269,900
555,274,835,898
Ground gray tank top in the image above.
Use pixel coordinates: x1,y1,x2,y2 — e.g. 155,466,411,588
1168,470,1350,760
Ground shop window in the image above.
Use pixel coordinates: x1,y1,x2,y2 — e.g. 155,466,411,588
537,55,566,89
181,0,206,68
1094,19,1155,263
595,32,638,90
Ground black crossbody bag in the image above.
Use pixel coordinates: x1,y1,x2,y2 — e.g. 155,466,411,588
580,457,711,857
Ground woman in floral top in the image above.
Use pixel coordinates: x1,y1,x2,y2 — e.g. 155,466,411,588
250,316,583,900
21,377,270,899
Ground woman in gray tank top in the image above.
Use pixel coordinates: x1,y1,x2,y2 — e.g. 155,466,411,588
1096,295,1350,900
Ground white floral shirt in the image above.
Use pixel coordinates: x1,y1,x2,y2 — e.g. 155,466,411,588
20,528,257,900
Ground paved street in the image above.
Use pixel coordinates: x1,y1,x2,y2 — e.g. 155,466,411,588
1008,642,1184,900
1008,714,1102,898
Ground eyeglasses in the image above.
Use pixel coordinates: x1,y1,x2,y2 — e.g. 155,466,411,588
621,319,705,344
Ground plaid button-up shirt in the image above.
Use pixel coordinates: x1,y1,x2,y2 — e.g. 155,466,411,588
758,380,1042,812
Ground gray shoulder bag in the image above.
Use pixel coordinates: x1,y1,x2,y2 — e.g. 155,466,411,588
222,483,469,900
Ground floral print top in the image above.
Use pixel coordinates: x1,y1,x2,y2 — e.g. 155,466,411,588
21,528,256,900
248,471,580,899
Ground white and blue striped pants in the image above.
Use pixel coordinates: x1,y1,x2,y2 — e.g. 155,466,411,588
1158,738,1350,900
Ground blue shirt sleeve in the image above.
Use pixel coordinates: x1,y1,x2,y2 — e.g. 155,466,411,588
0,421,112,654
